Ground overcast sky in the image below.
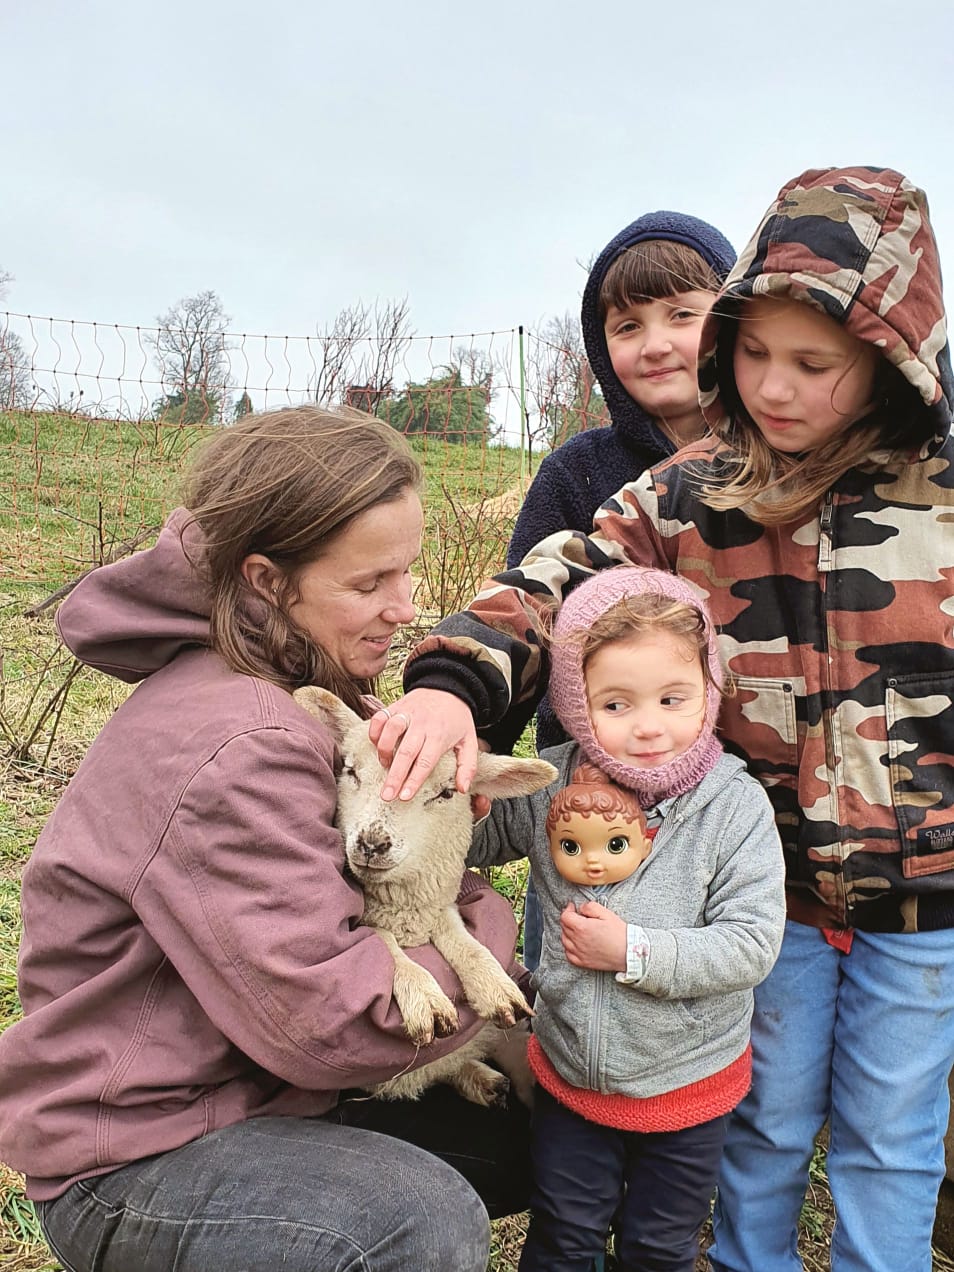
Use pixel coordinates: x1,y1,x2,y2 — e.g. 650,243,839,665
6,0,954,375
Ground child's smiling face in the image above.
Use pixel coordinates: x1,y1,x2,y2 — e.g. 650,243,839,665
585,629,706,768
603,290,714,438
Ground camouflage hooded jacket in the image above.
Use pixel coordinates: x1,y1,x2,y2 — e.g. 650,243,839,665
406,167,954,934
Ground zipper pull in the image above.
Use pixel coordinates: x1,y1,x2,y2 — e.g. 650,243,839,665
818,493,833,572
819,495,833,533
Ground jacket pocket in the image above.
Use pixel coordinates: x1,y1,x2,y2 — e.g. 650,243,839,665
602,992,703,1085
886,672,954,879
725,675,798,784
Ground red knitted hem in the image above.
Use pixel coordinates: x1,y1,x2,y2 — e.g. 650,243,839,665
527,1034,751,1132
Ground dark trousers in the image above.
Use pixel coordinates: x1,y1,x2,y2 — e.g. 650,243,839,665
333,1080,532,1219
519,1086,728,1272
39,1087,531,1272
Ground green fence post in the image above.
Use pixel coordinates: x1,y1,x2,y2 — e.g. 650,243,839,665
518,324,527,481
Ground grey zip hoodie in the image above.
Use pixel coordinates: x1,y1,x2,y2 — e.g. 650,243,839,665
470,741,784,1098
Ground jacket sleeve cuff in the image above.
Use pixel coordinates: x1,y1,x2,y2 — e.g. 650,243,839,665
402,662,491,725
615,923,651,985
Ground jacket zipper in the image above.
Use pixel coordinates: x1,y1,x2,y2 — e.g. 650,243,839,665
818,491,849,922
585,811,685,1089
587,971,603,1089
818,492,833,573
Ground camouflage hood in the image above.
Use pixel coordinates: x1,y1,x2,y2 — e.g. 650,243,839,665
698,166,954,455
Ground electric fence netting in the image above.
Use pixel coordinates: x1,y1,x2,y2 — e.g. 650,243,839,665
1,311,607,586
0,308,606,766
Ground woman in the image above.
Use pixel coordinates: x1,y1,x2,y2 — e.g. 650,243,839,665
0,406,530,1272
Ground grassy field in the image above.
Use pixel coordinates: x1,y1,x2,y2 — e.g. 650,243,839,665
2,410,953,1271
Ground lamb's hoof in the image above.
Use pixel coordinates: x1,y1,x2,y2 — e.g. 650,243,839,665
489,995,534,1029
485,1073,511,1108
457,1064,511,1108
402,994,459,1046
431,1005,460,1038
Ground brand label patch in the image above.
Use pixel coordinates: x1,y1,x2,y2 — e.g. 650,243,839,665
916,825,954,855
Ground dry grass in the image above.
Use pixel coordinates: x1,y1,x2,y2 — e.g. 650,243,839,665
0,1165,57,1272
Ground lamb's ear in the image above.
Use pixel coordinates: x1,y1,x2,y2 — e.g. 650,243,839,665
292,686,363,745
471,754,558,800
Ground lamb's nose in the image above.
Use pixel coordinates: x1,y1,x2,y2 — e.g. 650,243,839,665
355,829,391,861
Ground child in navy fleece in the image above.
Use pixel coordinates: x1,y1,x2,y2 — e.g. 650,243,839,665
509,212,735,970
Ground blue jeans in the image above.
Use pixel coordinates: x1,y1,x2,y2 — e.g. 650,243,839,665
520,1086,727,1271
523,873,544,972
708,919,954,1272
38,1086,531,1271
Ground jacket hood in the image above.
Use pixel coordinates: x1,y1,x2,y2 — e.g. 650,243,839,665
698,166,954,455
548,566,724,807
581,210,736,448
56,508,251,681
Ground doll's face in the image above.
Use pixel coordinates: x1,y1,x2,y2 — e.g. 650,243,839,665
548,808,652,887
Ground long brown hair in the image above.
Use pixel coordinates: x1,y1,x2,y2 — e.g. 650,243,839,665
181,404,421,714
700,415,886,525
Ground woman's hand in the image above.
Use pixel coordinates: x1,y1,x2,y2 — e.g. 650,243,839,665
560,901,627,972
369,689,479,802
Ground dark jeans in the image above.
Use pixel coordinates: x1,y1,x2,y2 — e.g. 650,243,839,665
519,1086,727,1272
38,1087,531,1272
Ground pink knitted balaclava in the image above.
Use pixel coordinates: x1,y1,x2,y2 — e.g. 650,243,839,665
549,567,724,807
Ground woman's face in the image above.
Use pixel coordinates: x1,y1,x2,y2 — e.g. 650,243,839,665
732,296,879,453
288,488,423,680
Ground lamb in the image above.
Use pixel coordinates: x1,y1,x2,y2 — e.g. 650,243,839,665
293,686,557,1107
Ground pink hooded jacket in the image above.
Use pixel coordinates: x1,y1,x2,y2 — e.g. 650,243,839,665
0,510,519,1200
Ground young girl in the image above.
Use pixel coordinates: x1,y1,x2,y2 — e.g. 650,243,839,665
376,166,954,1271
469,566,785,1272
503,210,735,972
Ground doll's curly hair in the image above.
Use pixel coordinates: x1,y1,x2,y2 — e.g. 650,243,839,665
545,761,647,834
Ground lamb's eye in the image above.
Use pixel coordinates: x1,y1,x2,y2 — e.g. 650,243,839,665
606,836,629,855
560,839,581,856
340,761,358,781
427,785,456,804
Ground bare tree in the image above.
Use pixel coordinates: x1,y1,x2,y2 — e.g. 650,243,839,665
148,289,232,422
313,297,413,412
0,268,34,409
0,329,34,408
313,303,370,406
451,343,494,393
524,313,604,456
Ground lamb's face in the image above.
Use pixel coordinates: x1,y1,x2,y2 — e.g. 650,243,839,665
291,684,558,887
335,730,471,882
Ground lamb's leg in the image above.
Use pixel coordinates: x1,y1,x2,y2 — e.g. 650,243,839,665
487,1020,534,1109
370,1028,505,1107
430,907,533,1028
447,1059,511,1109
376,930,459,1045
